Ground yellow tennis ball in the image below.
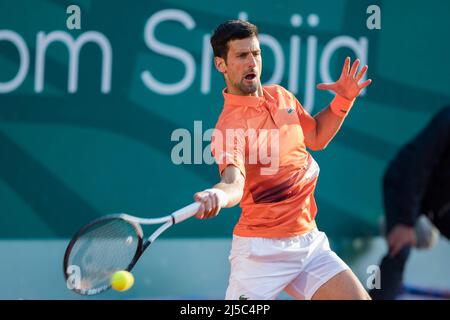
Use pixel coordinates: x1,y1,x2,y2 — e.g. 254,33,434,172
111,270,134,292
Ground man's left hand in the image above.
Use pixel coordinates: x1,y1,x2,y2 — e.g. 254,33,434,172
316,57,372,100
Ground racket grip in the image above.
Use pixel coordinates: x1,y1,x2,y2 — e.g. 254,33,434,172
171,202,201,224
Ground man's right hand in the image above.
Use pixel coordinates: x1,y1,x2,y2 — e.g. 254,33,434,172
193,166,244,220
193,190,222,219
387,224,417,257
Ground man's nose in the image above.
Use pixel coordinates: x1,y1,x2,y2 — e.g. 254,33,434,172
247,54,257,68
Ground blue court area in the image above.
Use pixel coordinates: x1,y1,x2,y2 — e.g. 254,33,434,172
1,236,448,299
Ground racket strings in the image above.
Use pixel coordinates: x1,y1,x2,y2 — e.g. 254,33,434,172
67,218,140,291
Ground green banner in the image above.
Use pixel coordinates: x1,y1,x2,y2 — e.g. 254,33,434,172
1,0,450,239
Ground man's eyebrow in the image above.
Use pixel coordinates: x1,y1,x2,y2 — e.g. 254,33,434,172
235,49,260,55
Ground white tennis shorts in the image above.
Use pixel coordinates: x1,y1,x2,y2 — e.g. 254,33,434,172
225,228,349,300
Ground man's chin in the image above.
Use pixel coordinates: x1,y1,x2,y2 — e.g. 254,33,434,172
239,83,258,94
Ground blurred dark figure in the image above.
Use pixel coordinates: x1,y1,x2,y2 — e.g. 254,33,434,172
370,106,450,300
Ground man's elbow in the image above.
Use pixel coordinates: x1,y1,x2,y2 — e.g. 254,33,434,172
305,130,329,151
307,140,329,151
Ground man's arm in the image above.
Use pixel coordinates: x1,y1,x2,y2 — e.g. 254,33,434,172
304,57,372,150
304,106,346,150
193,165,245,219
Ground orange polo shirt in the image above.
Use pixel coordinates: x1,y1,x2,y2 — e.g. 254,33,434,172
211,84,320,238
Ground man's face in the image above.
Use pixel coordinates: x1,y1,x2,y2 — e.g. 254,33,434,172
215,36,262,95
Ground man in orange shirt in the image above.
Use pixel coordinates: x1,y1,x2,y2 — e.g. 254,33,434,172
193,20,372,300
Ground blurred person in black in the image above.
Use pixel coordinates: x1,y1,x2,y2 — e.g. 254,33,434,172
370,106,450,300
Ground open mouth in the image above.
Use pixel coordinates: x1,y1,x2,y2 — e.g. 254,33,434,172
244,73,257,81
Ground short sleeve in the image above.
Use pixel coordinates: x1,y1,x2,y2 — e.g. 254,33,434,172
293,96,316,134
211,119,246,179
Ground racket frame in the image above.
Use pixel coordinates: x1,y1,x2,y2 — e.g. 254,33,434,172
63,202,200,295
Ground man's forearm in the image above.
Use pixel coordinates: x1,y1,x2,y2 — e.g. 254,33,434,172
312,105,346,149
309,94,355,150
213,181,244,208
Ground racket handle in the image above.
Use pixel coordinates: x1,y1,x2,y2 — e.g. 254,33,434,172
171,202,201,224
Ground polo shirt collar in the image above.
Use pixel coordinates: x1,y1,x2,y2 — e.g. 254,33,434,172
222,87,275,107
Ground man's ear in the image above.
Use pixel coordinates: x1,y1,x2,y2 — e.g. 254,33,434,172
214,56,227,74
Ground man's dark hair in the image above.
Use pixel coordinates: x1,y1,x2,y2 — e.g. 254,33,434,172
210,20,258,61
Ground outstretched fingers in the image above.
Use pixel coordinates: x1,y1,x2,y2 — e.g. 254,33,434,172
316,83,335,91
356,64,367,81
349,59,360,78
359,79,372,89
340,57,351,78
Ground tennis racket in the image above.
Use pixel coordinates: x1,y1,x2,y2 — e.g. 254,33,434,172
63,202,202,296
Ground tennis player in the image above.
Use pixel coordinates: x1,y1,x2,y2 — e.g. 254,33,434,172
193,20,372,300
